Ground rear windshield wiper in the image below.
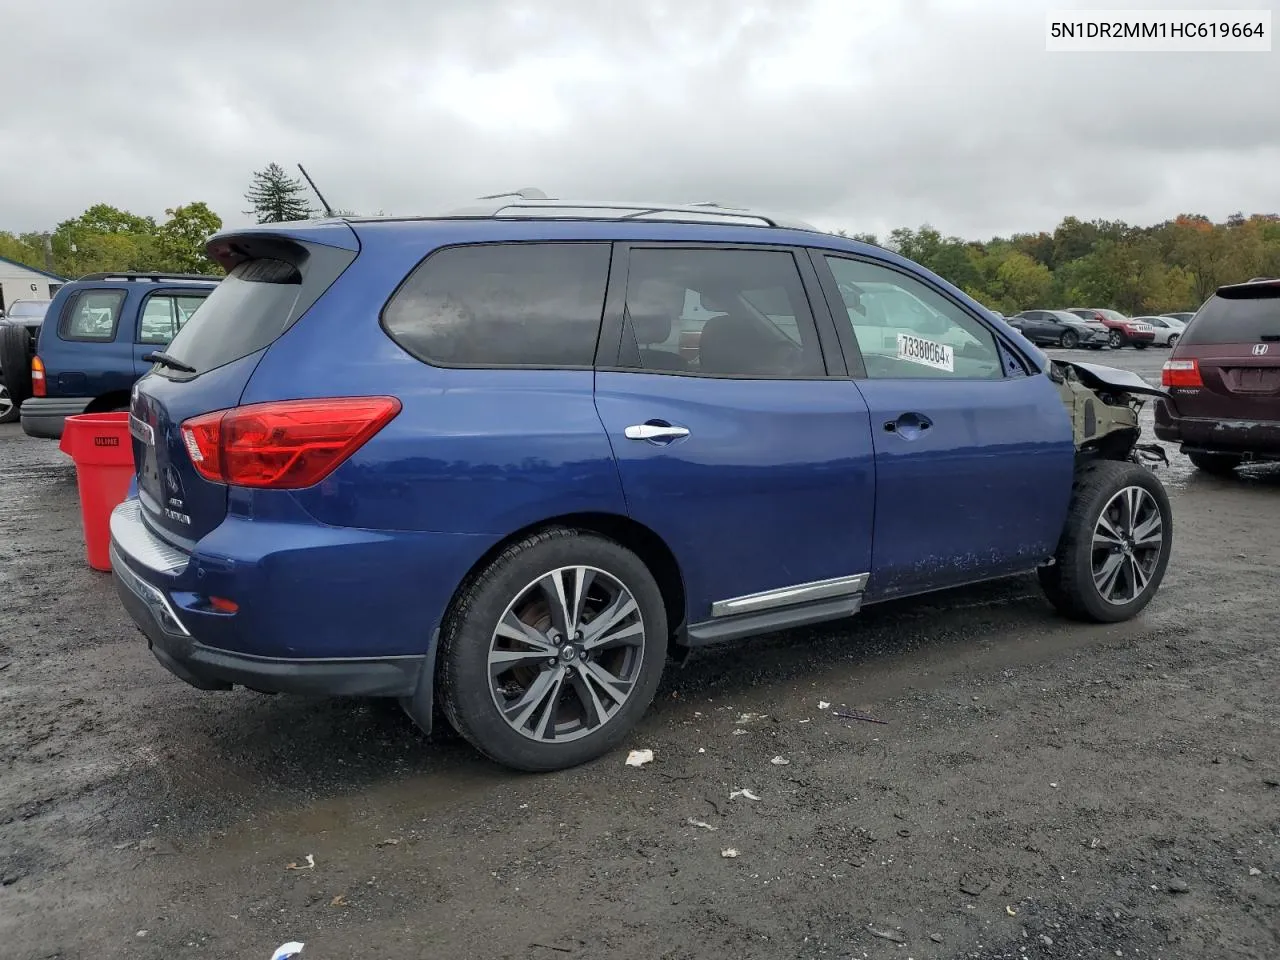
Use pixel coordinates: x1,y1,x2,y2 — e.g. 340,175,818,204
143,351,196,373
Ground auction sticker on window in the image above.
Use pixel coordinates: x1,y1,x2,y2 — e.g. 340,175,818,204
897,333,954,372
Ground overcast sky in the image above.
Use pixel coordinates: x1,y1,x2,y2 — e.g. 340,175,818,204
2,0,1276,240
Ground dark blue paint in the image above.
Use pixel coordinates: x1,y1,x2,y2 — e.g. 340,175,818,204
855,375,1075,600
115,214,1077,673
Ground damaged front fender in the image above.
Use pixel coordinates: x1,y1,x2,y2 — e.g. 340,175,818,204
1049,359,1167,464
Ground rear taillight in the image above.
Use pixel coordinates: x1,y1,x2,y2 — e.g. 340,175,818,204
1162,359,1202,388
180,396,401,489
31,356,45,397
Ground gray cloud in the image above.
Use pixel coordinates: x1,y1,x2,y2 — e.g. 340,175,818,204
1,0,1276,240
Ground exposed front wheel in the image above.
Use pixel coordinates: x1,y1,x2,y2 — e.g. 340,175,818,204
438,528,668,771
1059,330,1079,349
1038,461,1172,623
1166,335,1179,348
1108,330,1125,348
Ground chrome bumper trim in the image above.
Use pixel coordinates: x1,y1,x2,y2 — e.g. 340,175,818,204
109,499,189,575
111,545,190,637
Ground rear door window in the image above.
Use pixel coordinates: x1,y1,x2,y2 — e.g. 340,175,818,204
383,242,611,367
138,294,207,345
1182,286,1280,344
61,290,125,341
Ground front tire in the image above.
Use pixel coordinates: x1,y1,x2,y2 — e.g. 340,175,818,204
1059,330,1079,349
1038,461,1172,623
1166,334,1179,348
1187,451,1241,476
1108,330,1125,348
438,528,668,772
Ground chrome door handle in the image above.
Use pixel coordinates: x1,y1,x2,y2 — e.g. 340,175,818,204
624,423,690,441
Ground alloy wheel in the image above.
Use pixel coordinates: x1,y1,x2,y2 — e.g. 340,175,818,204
1167,335,1178,348
0,383,12,419
1108,330,1123,348
487,565,646,743
1091,486,1164,605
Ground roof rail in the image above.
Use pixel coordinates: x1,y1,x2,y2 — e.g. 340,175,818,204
78,271,221,283
476,187,550,201
437,197,819,232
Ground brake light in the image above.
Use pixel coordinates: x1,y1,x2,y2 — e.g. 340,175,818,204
180,396,402,489
1162,359,1202,388
31,356,45,397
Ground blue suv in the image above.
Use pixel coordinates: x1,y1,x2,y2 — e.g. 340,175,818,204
110,198,1173,771
21,272,216,438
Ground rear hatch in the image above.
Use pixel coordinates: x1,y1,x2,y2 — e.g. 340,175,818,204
1168,281,1280,421
129,224,359,544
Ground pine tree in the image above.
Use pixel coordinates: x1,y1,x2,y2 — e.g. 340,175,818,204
243,163,315,223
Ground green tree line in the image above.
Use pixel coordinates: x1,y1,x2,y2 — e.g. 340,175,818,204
847,212,1280,315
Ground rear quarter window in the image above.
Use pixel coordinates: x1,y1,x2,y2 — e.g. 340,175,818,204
1182,286,1280,345
60,290,125,341
382,242,611,367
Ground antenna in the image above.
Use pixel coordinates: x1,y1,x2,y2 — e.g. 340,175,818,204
297,163,334,217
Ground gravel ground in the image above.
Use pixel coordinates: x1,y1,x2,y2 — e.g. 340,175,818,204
2,349,1277,960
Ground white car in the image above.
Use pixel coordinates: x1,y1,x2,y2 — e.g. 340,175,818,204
1131,315,1187,347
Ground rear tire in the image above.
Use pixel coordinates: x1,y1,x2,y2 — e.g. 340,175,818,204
438,528,668,772
0,324,33,407
1187,451,1241,476
1038,461,1172,623
1059,330,1079,349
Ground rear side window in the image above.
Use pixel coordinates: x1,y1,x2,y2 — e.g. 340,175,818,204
163,259,301,373
138,293,206,345
383,243,611,367
1182,286,1280,345
61,290,125,341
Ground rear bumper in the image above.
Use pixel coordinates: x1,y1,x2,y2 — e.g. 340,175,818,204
107,496,494,697
1154,398,1280,458
112,543,426,696
20,395,93,438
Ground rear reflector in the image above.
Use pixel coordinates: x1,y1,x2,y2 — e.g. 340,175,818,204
181,396,402,489
1162,358,1202,388
31,356,45,397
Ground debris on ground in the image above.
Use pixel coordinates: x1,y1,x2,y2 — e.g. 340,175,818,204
329,894,347,907
818,701,831,710
1249,867,1262,876
375,838,400,847
832,710,888,725
686,818,718,831
270,943,305,960
625,749,654,767
732,729,748,736
729,788,761,801
1167,878,1190,893
930,933,944,943
1005,905,1018,916
867,925,906,943
770,756,790,766
285,855,315,871
959,876,990,896
735,712,765,724
1040,935,1054,947
720,848,739,859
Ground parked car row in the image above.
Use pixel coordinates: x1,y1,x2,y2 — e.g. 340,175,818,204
1005,307,1191,350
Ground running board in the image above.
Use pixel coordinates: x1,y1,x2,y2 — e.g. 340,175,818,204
686,573,869,647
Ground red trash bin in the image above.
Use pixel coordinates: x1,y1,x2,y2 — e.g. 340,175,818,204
60,412,136,571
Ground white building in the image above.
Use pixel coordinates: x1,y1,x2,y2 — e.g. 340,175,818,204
0,255,66,314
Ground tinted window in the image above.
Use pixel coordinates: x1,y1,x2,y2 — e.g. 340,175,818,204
9,301,49,319
1182,286,1280,344
384,243,610,367
138,294,206,345
621,248,823,378
825,257,1003,380
62,290,125,341
164,259,302,373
